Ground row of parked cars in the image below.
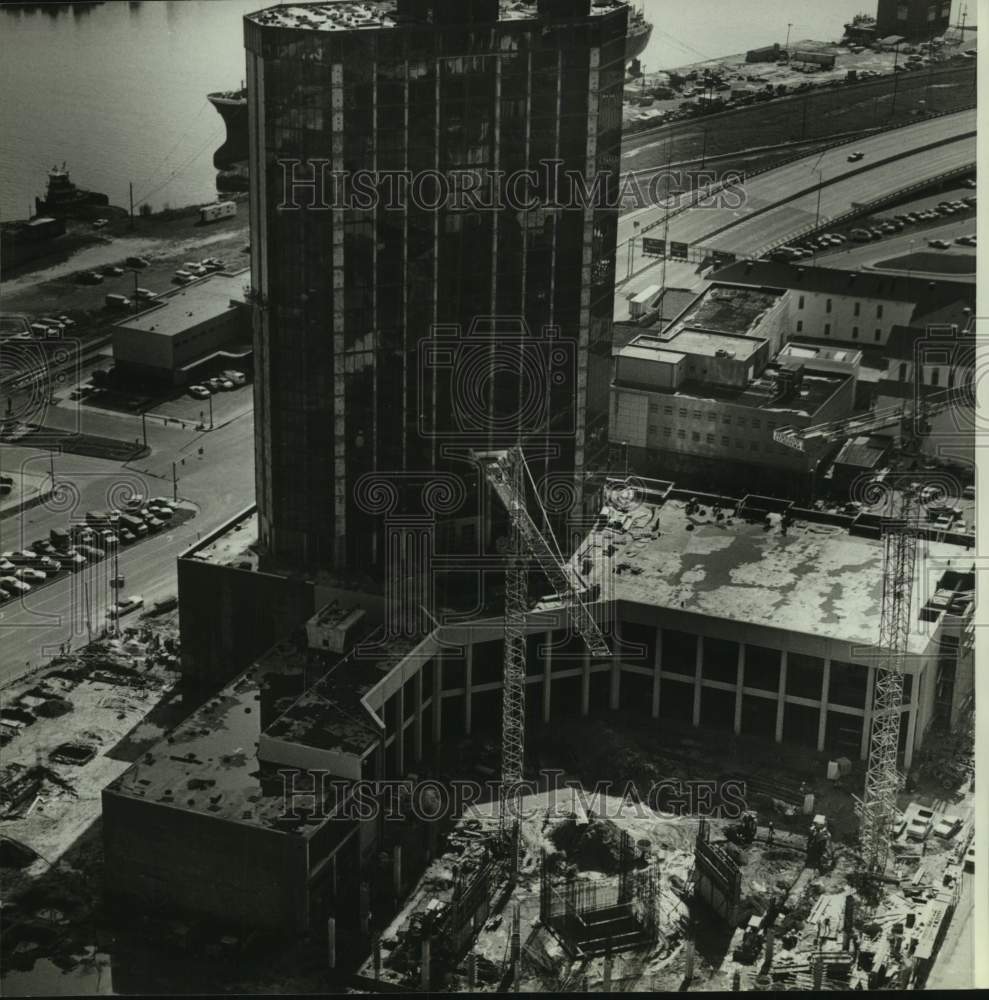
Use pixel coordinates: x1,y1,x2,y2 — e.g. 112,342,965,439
0,497,178,604
76,255,151,288
174,257,226,285
187,369,247,399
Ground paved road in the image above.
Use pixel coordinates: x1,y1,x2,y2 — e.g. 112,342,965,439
926,866,975,989
0,410,255,685
616,109,976,300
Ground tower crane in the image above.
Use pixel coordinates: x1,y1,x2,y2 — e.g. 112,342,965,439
774,382,964,878
475,446,610,871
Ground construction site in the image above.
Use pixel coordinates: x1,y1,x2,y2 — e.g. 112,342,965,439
91,424,976,991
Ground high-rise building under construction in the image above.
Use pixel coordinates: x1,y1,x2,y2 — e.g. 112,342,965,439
244,0,628,573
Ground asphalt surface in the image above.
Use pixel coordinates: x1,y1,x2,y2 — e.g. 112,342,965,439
0,407,255,685
617,108,976,299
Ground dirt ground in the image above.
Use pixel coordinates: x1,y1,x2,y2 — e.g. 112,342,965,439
1,201,250,339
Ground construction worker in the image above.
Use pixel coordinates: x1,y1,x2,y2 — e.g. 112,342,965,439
767,820,775,845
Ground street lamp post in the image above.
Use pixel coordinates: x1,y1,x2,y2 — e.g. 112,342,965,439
208,394,214,429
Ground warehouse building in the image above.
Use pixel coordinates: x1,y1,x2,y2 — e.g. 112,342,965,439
111,272,251,385
108,488,974,931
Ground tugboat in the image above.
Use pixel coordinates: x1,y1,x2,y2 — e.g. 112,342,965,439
34,163,109,218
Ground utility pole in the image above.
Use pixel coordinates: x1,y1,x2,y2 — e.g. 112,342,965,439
890,40,902,118
172,461,178,502
140,411,147,449
700,127,708,169
208,394,214,429
959,3,967,44
785,22,793,59
129,182,134,230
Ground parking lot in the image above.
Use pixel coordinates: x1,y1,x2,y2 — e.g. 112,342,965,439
770,179,976,270
0,499,195,611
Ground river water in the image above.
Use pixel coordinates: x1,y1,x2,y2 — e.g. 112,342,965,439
0,0,974,221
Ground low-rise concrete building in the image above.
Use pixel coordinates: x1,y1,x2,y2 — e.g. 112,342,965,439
105,491,975,931
112,272,251,385
610,281,855,495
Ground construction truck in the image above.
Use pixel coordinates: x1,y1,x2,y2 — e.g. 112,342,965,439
727,811,758,846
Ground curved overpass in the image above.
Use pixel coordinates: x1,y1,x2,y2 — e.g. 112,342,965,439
618,108,976,274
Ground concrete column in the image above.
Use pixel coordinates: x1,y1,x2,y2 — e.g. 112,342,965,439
395,683,405,775
431,648,443,744
464,641,473,736
733,642,745,736
651,626,662,719
904,703,917,769
692,634,703,727
817,656,831,753
581,647,591,716
413,669,423,762
860,665,876,761
542,630,553,723
775,650,787,743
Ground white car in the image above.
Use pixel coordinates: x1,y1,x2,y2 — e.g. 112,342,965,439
148,504,174,520
15,567,46,584
107,595,144,619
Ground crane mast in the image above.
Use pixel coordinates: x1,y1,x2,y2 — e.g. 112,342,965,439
477,446,610,869
858,489,917,875
775,401,938,879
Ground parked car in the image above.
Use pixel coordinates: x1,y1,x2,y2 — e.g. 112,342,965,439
76,544,104,562
962,485,976,499
119,528,137,545
30,539,56,556
102,265,125,277
847,151,864,162
64,552,87,571
143,514,165,532
134,288,158,301
217,379,235,392
0,559,15,574
57,315,76,329
148,504,173,520
36,556,61,574
173,271,193,284
0,577,30,595
77,270,104,285
125,256,150,269
206,377,225,392
122,494,145,511
92,218,109,229
15,567,46,584
187,384,211,399
965,843,975,873
222,370,247,386
107,595,144,619
928,239,951,249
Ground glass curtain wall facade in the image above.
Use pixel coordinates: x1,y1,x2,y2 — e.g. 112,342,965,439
245,1,627,575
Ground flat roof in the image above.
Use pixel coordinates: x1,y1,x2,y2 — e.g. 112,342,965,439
713,260,974,315
664,283,785,340
573,498,971,655
105,639,323,831
621,343,687,366
247,0,628,31
118,272,246,337
263,631,420,757
667,329,764,361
